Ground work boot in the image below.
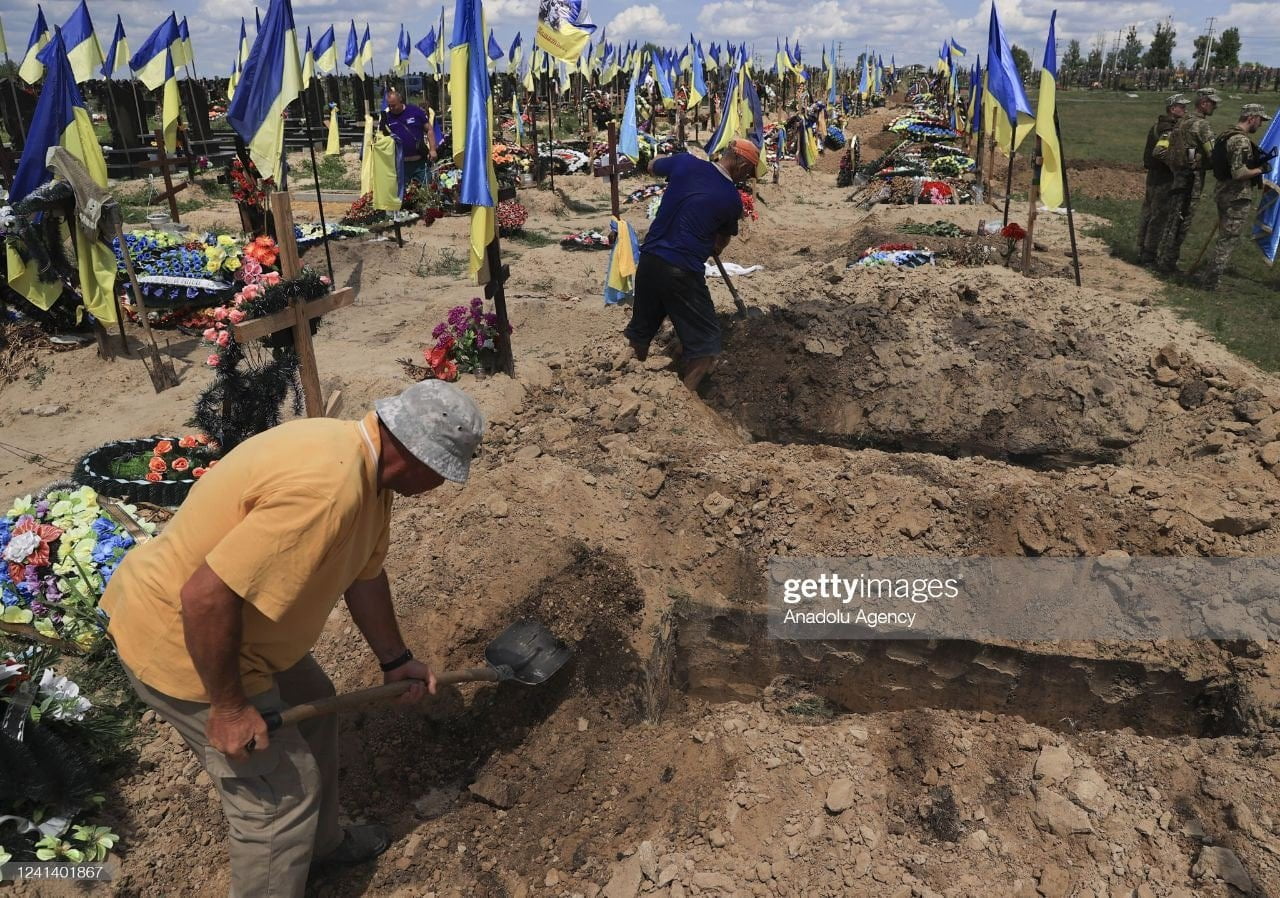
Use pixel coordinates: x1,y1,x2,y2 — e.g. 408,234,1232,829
313,824,391,868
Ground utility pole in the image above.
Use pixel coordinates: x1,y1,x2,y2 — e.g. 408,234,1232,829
1200,16,1216,81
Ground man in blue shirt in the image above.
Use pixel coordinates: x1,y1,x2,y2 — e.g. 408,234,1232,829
624,139,758,390
382,88,438,185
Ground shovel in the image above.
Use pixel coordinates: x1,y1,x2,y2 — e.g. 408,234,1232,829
711,253,760,319
260,619,571,734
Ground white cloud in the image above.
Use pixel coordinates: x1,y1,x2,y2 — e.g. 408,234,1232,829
608,4,679,41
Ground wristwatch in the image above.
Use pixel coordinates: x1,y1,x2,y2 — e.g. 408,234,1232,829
380,648,413,672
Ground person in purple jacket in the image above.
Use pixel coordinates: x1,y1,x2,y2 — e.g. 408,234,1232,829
623,139,759,391
382,88,438,185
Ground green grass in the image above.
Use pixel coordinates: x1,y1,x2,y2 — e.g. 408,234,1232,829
507,229,557,248
1074,192,1280,370
415,246,466,277
1056,89,1279,166
304,155,360,191
1051,88,1280,372
115,187,205,224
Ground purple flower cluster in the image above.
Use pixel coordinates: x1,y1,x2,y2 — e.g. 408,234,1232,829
425,298,513,375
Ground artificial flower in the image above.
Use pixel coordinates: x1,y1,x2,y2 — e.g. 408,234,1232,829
154,440,174,456
178,436,199,449
206,354,221,367
171,458,191,473
192,467,207,479
148,457,167,474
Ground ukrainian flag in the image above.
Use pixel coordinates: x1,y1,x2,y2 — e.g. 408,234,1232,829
689,39,707,109
987,3,1035,151
535,0,593,63
617,52,645,160
344,19,359,68
175,17,193,69
314,24,337,73
415,27,438,66
1036,11,1064,209
10,27,118,324
101,15,127,78
449,0,497,280
393,25,407,75
129,14,179,90
226,0,301,184
357,24,373,73
704,51,742,156
486,28,502,68
60,0,103,84
302,27,314,88
227,18,248,99
19,6,50,84
0,17,6,56
604,217,638,305
508,33,522,70
653,50,675,110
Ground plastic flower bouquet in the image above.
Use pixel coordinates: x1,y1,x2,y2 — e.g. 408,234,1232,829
0,487,154,646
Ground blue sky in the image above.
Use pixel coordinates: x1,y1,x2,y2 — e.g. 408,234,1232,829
5,0,1279,76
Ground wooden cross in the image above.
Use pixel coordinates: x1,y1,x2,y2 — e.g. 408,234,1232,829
481,186,516,376
134,128,188,223
232,192,354,417
593,121,634,218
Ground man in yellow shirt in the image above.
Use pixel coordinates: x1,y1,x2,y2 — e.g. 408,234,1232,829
102,380,485,896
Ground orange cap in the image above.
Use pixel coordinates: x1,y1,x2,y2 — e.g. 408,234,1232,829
728,138,760,167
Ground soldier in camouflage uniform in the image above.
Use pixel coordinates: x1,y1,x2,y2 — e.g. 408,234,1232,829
1196,104,1273,290
1156,88,1220,273
1138,94,1187,264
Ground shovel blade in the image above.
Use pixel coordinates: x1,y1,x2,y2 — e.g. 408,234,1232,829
484,619,572,686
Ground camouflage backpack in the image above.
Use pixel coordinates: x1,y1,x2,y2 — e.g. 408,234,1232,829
1165,119,1196,171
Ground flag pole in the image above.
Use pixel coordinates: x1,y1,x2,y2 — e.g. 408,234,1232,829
300,97,336,287
1054,109,1081,286
3,50,25,144
1001,123,1015,226
1020,135,1041,274
543,54,555,190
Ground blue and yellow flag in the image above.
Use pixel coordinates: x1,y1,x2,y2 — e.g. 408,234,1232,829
227,0,301,183
508,32,522,70
60,1,103,84
302,27,314,87
360,114,404,209
129,13,178,90
101,15,127,78
987,3,1035,149
357,24,373,72
653,50,676,109
704,49,743,156
343,19,359,67
604,217,639,305
227,18,248,98
393,25,409,75
19,5,50,84
1035,11,1063,209
11,27,118,324
487,28,503,63
536,0,594,63
175,17,193,69
617,51,644,160
449,0,497,280
314,24,337,73
966,56,982,136
689,39,707,109
416,27,439,66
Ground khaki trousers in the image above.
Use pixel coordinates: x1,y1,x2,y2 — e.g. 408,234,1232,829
124,655,342,898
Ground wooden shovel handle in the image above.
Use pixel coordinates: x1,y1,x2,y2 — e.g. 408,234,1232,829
263,667,500,732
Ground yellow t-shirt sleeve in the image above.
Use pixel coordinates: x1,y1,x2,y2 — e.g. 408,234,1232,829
355,517,391,581
205,487,346,622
